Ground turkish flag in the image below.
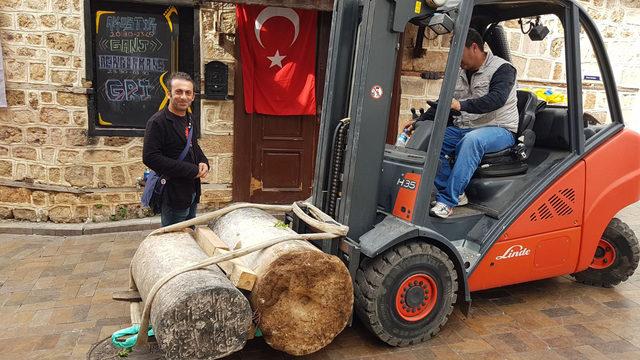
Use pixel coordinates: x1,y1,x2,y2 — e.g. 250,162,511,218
236,5,317,115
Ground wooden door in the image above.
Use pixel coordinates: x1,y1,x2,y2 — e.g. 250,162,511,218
233,12,329,204
247,115,318,203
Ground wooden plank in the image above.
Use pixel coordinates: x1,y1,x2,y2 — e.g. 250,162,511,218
130,302,142,325
194,226,229,255
112,290,142,302
191,227,256,291
215,248,257,291
0,178,87,194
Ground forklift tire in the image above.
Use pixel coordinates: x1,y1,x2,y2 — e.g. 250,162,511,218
354,241,458,346
572,218,640,288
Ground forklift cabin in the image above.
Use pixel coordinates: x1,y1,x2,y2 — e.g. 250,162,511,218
291,0,640,346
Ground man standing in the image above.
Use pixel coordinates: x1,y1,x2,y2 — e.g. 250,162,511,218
426,29,519,218
143,72,209,226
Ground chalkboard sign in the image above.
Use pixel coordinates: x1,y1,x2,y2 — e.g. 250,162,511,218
94,7,178,129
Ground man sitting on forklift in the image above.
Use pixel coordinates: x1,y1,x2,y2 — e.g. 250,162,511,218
420,28,520,218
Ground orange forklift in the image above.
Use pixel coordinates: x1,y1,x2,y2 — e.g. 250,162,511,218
289,0,640,346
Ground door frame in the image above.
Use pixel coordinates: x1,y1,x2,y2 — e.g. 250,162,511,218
232,32,251,201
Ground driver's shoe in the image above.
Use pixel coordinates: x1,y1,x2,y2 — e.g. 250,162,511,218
430,202,453,218
431,193,468,207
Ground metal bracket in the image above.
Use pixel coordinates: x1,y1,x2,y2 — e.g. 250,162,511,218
393,0,434,32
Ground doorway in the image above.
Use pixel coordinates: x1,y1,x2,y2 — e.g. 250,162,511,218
233,11,330,203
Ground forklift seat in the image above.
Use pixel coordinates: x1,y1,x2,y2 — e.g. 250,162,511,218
474,90,539,177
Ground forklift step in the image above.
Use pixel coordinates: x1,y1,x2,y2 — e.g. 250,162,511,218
435,205,484,220
451,239,482,271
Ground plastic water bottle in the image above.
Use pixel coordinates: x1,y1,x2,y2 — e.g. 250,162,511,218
143,168,150,181
396,129,410,147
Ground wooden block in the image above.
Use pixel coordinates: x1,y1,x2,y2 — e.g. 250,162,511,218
194,226,229,256
230,267,256,291
112,290,142,302
130,302,142,325
214,248,257,291
190,227,257,291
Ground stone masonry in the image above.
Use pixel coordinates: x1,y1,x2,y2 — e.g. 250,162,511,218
0,0,233,223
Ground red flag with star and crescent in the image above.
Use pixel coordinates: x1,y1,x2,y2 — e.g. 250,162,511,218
236,5,317,115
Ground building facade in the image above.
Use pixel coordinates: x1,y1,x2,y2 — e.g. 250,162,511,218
0,0,637,223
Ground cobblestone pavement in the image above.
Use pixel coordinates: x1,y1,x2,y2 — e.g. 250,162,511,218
0,204,639,360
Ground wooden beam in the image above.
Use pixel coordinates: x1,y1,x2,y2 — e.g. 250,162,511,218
0,179,88,194
192,226,257,291
215,248,257,291
194,226,229,252
112,290,142,302
206,0,333,11
130,302,142,325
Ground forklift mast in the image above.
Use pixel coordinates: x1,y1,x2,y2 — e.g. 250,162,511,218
311,0,472,239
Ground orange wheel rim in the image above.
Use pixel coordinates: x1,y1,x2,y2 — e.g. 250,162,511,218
394,274,438,322
590,238,616,270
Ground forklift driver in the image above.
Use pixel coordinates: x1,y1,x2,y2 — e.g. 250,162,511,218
410,28,519,218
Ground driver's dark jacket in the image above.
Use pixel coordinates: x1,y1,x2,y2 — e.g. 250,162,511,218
143,108,209,210
416,53,517,131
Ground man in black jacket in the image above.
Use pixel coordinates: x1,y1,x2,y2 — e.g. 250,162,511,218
143,72,209,226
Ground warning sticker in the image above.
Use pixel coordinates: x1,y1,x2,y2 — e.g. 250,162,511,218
370,85,383,100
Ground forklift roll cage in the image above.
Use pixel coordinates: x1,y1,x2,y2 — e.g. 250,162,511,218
298,0,636,314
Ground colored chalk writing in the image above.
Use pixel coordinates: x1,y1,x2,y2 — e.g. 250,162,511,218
94,8,176,129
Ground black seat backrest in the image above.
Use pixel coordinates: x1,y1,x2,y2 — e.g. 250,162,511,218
533,106,571,150
516,90,538,136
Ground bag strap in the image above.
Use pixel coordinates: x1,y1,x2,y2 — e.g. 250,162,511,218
177,121,193,162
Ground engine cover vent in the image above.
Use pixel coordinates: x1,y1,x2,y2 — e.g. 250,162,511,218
530,188,575,222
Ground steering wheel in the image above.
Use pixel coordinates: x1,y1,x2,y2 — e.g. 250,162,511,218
427,100,462,117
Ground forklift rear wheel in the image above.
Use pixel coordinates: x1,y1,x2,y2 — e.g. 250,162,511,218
572,218,639,288
354,241,458,346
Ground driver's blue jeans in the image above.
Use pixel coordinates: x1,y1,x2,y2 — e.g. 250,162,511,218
435,126,515,208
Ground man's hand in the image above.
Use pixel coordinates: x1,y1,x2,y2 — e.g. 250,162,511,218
403,121,416,135
451,99,461,112
196,162,209,179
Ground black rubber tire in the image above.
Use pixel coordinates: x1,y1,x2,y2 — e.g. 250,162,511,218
572,218,639,288
354,241,458,346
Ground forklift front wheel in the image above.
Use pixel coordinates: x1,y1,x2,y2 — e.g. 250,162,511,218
354,241,458,346
572,218,639,288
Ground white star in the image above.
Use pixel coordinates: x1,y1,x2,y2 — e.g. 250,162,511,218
267,50,286,68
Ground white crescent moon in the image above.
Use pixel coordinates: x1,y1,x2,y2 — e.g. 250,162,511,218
254,7,299,49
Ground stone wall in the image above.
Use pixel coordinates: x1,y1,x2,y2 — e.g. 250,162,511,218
0,0,233,223
199,2,236,196
397,0,640,133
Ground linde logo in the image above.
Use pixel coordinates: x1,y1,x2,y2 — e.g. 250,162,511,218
495,245,531,260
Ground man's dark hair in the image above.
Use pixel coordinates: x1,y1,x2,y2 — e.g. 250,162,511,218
465,28,485,49
167,72,194,90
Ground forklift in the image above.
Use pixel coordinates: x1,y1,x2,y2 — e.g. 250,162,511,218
290,0,640,347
